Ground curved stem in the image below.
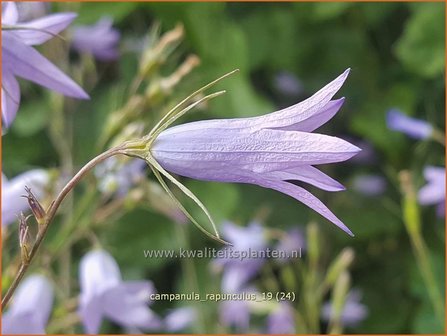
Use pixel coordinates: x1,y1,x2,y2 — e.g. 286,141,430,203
1,145,125,309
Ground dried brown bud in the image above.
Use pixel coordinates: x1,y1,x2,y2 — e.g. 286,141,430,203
22,186,46,225
18,213,32,264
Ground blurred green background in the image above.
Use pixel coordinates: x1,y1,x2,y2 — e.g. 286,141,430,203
2,2,445,334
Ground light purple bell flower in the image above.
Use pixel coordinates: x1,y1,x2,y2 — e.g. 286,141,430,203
219,296,251,331
418,166,445,217
164,307,197,332
2,169,49,226
322,290,368,328
352,174,386,196
71,17,120,61
266,302,296,334
2,274,54,334
151,69,360,236
213,221,267,292
79,249,161,333
386,108,433,140
1,1,89,127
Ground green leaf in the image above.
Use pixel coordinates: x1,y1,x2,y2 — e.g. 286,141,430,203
76,2,141,24
395,3,445,78
102,209,177,270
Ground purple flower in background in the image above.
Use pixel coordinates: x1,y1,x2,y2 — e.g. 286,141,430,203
1,2,89,127
95,157,146,197
322,290,368,327
79,249,161,333
386,108,433,140
275,227,306,263
352,174,386,196
418,166,445,217
213,221,267,292
219,295,251,332
152,69,360,236
71,17,120,61
266,302,295,334
2,274,54,334
164,307,197,332
15,2,49,21
2,169,49,226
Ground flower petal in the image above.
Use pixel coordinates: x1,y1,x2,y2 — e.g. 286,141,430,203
2,2,18,24
153,128,360,175
252,176,354,236
1,70,20,128
2,32,89,99
13,13,77,45
268,165,345,192
79,296,103,334
2,313,46,334
423,166,445,182
386,108,433,139
159,69,350,136
164,307,197,332
79,250,122,301
102,282,162,330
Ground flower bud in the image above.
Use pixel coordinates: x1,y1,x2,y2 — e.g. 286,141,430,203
23,186,46,226
18,213,32,264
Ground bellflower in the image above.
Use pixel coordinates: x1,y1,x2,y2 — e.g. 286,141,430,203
219,295,251,332
79,249,161,333
213,221,267,292
150,69,360,236
322,290,368,327
386,108,433,140
2,169,49,226
266,302,296,334
71,17,120,61
1,1,89,127
418,166,445,217
164,307,197,332
2,274,54,334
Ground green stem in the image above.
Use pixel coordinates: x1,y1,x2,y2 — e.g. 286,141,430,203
175,224,207,333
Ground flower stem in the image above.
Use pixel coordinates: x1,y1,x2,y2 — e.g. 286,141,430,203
1,145,126,309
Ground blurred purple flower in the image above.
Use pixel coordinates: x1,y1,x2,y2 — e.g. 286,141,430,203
322,290,368,327
418,166,445,217
352,174,386,196
95,157,146,197
2,169,49,226
275,227,306,263
219,296,251,332
274,71,304,97
1,2,89,127
2,274,54,334
266,302,295,334
164,307,197,332
213,221,267,292
386,108,433,140
71,17,120,61
152,69,360,236
79,249,161,333
15,2,49,21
